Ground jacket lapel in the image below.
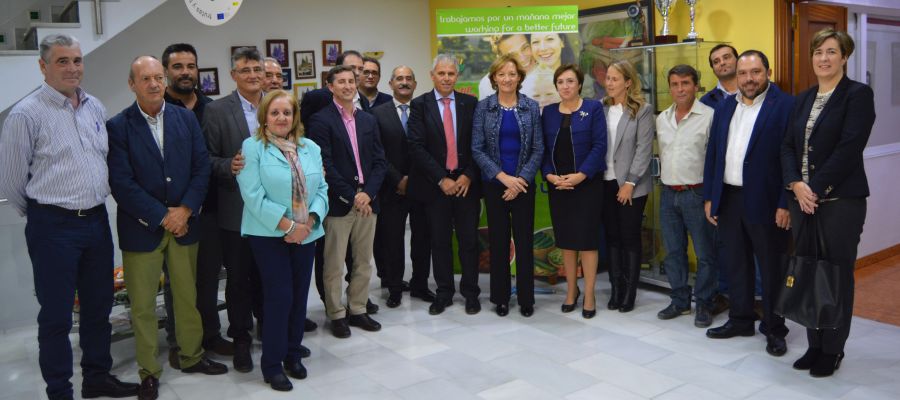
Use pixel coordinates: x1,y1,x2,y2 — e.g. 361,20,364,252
265,141,289,164
746,84,778,155
613,111,629,152
229,91,252,139
425,92,447,146
327,104,355,156
128,103,164,166
809,76,848,139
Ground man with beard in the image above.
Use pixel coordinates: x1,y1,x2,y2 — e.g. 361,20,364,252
703,50,793,358
359,57,393,109
263,56,284,91
700,44,739,108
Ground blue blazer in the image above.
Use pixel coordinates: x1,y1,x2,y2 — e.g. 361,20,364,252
107,102,211,252
307,103,386,216
541,99,607,178
471,93,544,184
236,136,328,244
703,83,794,224
699,86,730,109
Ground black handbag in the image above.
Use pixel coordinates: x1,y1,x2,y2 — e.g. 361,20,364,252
774,214,850,329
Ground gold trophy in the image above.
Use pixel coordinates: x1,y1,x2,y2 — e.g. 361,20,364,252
654,0,678,44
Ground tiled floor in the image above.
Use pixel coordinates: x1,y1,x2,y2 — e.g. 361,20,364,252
2,272,900,400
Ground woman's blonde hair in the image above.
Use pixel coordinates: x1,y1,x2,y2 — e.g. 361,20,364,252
602,60,645,118
488,54,526,92
255,90,304,146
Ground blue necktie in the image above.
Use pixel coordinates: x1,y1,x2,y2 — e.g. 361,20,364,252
399,104,409,135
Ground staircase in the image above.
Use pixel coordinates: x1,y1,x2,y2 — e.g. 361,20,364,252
0,0,168,113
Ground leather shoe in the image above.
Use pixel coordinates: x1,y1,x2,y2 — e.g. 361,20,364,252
299,344,311,358
264,372,293,391
561,287,580,313
520,305,534,317
366,299,379,314
429,298,452,315
694,305,713,328
182,357,229,375
657,303,691,320
465,298,481,315
400,280,411,291
765,334,787,357
793,347,821,370
706,321,755,339
495,303,509,317
204,335,235,356
137,376,158,400
168,347,180,370
410,288,437,303
304,318,318,332
711,293,730,315
810,352,844,377
81,374,140,398
283,359,307,379
232,341,253,372
386,292,402,308
348,313,382,332
330,318,351,338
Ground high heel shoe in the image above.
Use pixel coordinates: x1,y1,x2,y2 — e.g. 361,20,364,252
792,347,821,370
810,352,844,378
582,293,596,319
561,287,580,313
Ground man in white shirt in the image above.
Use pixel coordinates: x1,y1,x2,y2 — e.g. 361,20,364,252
655,65,717,328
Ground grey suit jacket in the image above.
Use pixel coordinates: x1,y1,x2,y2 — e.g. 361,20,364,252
604,102,654,198
202,91,253,232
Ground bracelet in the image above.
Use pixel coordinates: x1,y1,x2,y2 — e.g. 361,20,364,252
285,220,296,236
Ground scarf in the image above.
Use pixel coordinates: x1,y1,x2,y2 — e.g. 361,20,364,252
265,132,308,224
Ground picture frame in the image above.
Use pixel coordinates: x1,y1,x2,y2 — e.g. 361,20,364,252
320,70,329,88
281,68,292,90
198,68,220,96
322,40,342,66
266,39,289,66
293,81,317,100
294,50,316,79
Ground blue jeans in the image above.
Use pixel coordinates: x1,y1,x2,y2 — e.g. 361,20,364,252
660,187,717,309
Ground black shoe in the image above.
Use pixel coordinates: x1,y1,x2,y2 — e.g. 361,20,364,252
495,303,509,317
386,292,402,308
366,299,380,314
657,303,691,320
793,347,822,370
330,318,351,338
810,352,844,378
348,313,382,332
582,308,596,319
561,287,580,313
400,280,411,292
204,335,235,356
283,359,307,379
264,372,293,391
706,321,755,339
299,344,311,358
136,376,158,400
410,288,437,303
232,341,253,372
429,298,452,315
765,335,788,357
465,298,481,315
304,318,318,332
520,305,534,317
694,305,713,328
182,357,229,375
168,347,180,370
81,374,140,398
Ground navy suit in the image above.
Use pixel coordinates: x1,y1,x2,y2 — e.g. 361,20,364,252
703,83,793,337
300,88,375,130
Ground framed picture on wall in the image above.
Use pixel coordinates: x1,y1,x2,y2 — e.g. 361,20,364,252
322,40,342,66
293,81,317,100
320,70,329,88
266,39,289,66
294,50,316,79
281,68,292,90
198,68,220,96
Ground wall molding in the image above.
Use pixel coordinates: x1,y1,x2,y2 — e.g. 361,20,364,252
856,243,900,269
864,142,900,159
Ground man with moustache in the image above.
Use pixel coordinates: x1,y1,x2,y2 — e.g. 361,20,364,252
359,56,393,109
371,66,436,308
307,65,387,338
703,50,793,357
701,44,739,108
263,56,284,91
0,33,139,400
407,54,482,315
108,55,226,399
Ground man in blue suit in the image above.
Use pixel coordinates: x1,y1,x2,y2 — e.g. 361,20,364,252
702,50,793,357
108,56,226,399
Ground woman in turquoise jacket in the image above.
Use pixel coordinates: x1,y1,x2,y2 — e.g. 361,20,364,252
236,90,328,392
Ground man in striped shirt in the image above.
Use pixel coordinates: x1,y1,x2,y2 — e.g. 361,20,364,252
0,34,139,400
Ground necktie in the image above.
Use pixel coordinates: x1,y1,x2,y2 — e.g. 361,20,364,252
441,97,457,170
399,104,409,134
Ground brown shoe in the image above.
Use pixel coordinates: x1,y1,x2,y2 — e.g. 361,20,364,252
711,293,730,316
137,376,159,400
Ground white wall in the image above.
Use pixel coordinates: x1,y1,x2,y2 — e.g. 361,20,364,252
81,0,433,113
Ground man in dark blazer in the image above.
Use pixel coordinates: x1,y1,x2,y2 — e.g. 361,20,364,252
702,50,794,357
201,46,264,372
108,56,226,398
359,57,394,110
407,54,482,316
372,66,435,308
308,65,387,339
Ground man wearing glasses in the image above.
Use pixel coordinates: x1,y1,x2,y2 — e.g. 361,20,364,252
359,57,393,109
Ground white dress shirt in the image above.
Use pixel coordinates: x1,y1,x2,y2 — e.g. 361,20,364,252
604,103,624,181
656,99,714,185
138,102,166,157
724,85,770,186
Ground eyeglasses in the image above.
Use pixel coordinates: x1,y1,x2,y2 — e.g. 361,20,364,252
235,67,263,75
362,70,379,77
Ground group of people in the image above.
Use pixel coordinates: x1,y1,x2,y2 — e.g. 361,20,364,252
0,26,874,400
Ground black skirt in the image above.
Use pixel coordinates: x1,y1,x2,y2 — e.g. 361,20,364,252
548,176,603,250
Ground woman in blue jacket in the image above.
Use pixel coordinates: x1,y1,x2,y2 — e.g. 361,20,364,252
472,54,544,317
542,64,607,318
236,90,328,392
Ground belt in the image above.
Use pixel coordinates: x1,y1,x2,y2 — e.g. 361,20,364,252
666,183,702,192
28,199,105,217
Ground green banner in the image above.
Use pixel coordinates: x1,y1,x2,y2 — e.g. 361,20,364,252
436,6,579,37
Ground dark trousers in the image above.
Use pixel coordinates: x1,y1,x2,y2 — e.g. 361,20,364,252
483,182,535,307
220,229,260,343
25,202,114,399
373,194,431,295
164,211,224,348
789,198,865,354
427,191,481,301
601,180,647,253
247,236,315,378
718,185,788,337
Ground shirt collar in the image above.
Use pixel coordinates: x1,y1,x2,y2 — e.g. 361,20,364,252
237,90,260,112
334,99,356,119
393,98,410,108
433,89,455,101
716,81,737,96
665,98,709,124
735,82,770,107
40,82,88,108
137,101,166,121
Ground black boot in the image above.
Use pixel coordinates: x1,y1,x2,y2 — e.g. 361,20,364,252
618,250,641,313
607,246,623,310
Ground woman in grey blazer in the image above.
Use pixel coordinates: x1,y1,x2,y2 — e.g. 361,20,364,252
601,60,654,313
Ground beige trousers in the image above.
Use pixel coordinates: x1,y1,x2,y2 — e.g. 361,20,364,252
322,211,377,320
